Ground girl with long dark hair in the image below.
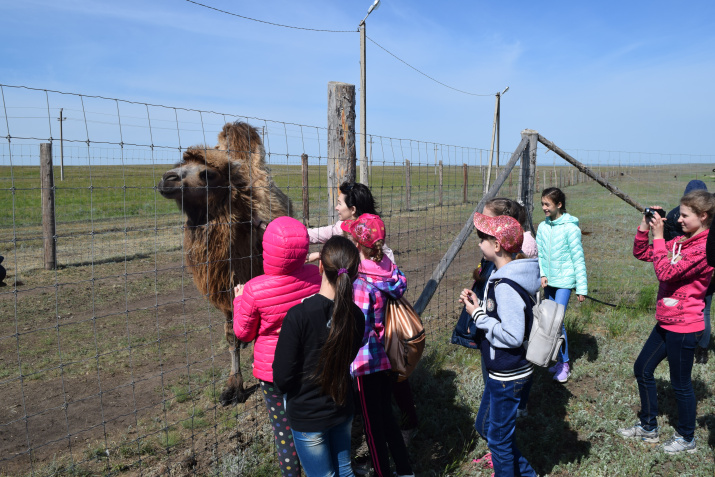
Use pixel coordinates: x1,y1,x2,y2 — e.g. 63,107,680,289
273,235,365,476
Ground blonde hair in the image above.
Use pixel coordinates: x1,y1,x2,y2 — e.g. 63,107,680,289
681,190,715,227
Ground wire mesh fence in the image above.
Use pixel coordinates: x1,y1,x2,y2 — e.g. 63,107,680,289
1,84,714,475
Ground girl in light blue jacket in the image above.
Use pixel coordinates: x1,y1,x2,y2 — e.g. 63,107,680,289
536,187,588,383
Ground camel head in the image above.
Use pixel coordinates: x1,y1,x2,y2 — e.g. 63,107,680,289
158,121,286,227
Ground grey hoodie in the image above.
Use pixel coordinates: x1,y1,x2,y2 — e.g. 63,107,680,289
475,258,541,352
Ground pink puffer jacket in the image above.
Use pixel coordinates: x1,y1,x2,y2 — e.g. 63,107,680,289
233,216,321,382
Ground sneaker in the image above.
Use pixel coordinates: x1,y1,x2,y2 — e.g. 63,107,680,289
401,428,417,447
548,361,562,374
553,362,571,383
516,408,528,419
472,452,493,469
695,346,709,364
618,422,659,443
660,432,696,454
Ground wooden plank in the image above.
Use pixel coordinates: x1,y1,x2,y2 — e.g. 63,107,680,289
413,136,529,316
537,134,645,211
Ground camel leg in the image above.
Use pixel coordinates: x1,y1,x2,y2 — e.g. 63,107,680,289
220,315,248,406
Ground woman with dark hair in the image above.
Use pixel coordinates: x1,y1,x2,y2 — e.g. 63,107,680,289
307,182,394,263
273,236,365,476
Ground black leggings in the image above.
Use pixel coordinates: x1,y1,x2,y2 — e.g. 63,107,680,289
355,371,412,477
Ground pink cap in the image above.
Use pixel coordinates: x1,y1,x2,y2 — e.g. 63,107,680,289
473,212,524,253
340,213,386,248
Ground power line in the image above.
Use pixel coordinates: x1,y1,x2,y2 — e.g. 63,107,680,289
366,36,497,97
183,1,500,97
184,0,356,33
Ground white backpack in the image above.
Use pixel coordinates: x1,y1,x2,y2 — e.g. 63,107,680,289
524,293,566,367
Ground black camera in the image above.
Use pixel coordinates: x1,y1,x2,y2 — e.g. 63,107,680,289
644,207,666,221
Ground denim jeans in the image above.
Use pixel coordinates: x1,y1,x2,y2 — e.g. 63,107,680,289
544,286,571,363
475,375,536,477
292,416,354,477
699,293,712,348
634,325,702,441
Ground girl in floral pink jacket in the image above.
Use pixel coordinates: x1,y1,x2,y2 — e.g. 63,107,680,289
342,214,414,477
619,190,715,454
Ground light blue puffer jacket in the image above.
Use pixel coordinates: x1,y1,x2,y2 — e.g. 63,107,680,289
536,213,588,296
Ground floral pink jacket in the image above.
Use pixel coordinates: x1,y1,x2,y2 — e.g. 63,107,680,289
633,227,712,333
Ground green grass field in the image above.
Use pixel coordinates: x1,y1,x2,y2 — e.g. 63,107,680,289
1,162,715,476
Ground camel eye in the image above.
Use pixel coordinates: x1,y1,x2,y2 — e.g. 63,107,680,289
200,169,218,184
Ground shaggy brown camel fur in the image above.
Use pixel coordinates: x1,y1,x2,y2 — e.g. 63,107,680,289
158,121,292,405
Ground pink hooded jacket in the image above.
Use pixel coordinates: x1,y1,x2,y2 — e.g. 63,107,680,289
233,216,321,382
633,227,713,333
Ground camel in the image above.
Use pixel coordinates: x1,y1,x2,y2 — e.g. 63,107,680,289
158,121,292,405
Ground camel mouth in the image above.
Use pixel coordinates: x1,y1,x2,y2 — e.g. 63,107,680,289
157,180,182,198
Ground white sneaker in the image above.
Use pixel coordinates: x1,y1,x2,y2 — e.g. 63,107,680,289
660,432,696,454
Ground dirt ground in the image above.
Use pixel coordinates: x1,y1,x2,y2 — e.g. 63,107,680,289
0,209,478,476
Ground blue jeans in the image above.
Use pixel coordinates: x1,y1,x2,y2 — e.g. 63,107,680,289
292,416,354,477
544,286,571,363
475,375,536,477
700,293,712,348
634,325,702,441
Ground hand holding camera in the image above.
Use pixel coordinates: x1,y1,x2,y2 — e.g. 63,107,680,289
640,206,666,238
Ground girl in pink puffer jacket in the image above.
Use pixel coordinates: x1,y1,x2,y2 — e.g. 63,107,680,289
233,216,321,477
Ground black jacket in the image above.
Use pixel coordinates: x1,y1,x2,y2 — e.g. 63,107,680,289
273,293,364,432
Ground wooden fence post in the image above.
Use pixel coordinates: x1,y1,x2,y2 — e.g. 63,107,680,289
327,82,356,222
41,143,56,270
301,154,309,224
519,129,538,234
439,160,443,206
405,159,411,211
462,163,468,203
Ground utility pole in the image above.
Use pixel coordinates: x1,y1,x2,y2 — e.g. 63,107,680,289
485,87,509,190
57,108,66,181
359,0,380,186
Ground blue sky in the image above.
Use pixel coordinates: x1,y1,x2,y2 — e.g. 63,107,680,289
1,0,714,162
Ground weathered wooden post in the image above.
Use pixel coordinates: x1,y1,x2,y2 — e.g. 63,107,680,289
462,163,468,203
405,159,412,211
301,154,309,224
40,143,56,270
438,160,443,207
327,82,356,222
519,129,538,234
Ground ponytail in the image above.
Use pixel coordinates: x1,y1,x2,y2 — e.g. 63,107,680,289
313,235,361,405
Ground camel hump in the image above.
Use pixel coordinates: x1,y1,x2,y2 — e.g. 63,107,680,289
217,122,264,161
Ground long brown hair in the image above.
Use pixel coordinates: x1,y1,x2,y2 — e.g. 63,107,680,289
314,235,361,406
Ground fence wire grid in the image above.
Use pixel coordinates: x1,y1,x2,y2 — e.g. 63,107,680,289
1,84,714,476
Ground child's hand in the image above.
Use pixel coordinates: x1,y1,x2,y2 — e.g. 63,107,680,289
459,288,479,315
234,284,244,298
541,277,548,289
306,252,320,263
648,207,665,240
576,294,585,303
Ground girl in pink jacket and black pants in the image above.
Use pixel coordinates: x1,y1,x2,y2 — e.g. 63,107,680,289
619,190,715,454
233,216,321,477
